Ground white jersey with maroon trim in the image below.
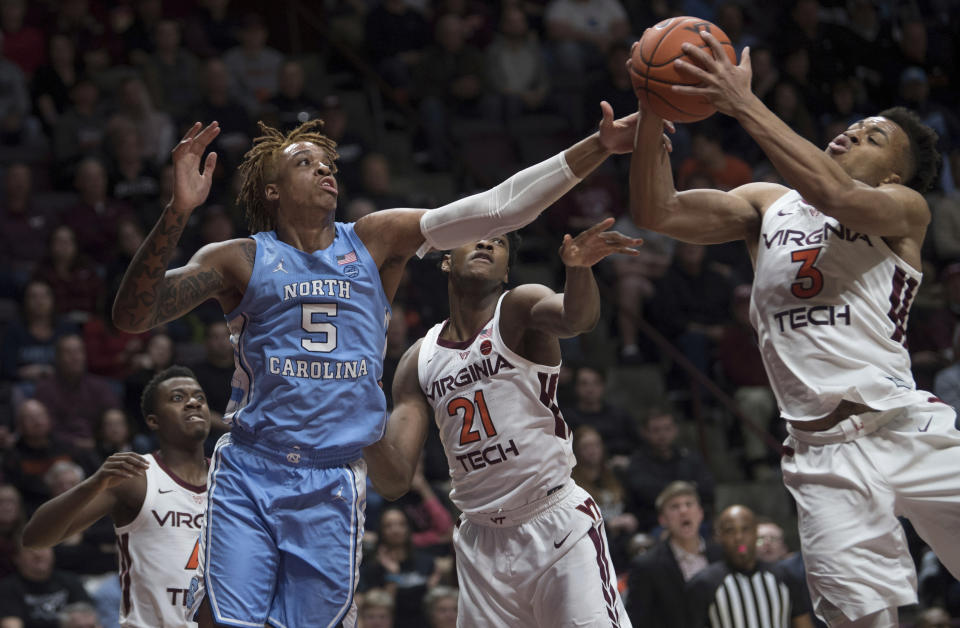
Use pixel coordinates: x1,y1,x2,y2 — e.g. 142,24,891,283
750,190,921,423
418,292,574,516
114,453,206,627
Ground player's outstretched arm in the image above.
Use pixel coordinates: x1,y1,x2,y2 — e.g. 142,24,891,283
508,218,642,338
21,453,149,548
357,101,640,268
675,31,928,236
112,122,243,333
629,103,769,244
363,340,431,501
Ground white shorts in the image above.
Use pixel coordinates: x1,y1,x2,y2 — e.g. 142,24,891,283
781,391,960,624
453,482,631,628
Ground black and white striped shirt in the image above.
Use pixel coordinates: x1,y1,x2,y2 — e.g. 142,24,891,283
687,561,809,628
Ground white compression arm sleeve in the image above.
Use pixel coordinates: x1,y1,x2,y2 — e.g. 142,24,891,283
416,151,581,257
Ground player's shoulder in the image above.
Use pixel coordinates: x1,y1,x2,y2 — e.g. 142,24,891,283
731,182,791,214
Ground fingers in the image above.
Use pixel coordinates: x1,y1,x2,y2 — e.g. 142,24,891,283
579,217,616,237
671,84,706,97
599,100,614,126
679,41,715,70
195,121,221,147
699,30,726,61
664,120,676,134
674,57,711,82
741,46,752,72
179,122,202,143
203,151,218,176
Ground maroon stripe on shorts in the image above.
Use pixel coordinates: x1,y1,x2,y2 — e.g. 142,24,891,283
587,526,622,627
116,532,133,615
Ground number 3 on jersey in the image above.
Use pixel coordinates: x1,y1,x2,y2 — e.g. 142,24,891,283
448,390,497,446
791,247,824,298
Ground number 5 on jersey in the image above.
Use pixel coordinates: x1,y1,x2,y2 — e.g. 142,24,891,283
448,390,497,446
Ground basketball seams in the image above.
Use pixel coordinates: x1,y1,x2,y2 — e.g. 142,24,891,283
631,16,736,122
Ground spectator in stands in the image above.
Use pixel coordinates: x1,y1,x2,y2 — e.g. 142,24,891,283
353,152,409,210
318,94,368,196
687,505,814,628
103,121,162,213
190,320,234,422
52,78,107,180
717,284,778,478
391,458,454,555
32,226,102,326
414,12,494,171
61,158,133,265
92,407,147,463
30,34,79,134
360,507,438,628
0,544,91,628
222,12,284,114
364,0,431,95
189,57,252,171
81,293,151,382
58,602,102,628
544,0,629,82
109,76,176,167
484,5,551,124
1,280,75,387
915,607,951,628
1,400,73,513
424,585,458,628
755,519,791,563
0,38,39,147
677,121,753,192
41,460,116,577
358,588,395,628
0,485,25,580
0,163,55,290
571,425,637,568
140,18,201,123
264,59,321,133
908,263,960,391
769,79,819,143
646,242,732,394
0,0,45,78
121,333,174,429
626,481,722,628
933,326,960,411
623,406,715,532
34,334,121,451
183,0,241,58
562,366,638,462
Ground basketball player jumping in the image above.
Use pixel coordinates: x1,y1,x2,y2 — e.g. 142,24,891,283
629,31,960,627
110,104,639,628
22,366,210,628
365,219,639,627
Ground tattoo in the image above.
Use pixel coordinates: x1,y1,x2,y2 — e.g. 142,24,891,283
148,267,225,327
113,207,202,330
240,239,256,271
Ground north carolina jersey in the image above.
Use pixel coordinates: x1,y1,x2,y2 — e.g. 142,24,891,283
115,453,206,627
417,293,574,515
224,226,391,456
750,190,921,422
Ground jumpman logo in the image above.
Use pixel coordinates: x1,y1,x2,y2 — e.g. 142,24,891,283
272,259,289,273
333,485,347,502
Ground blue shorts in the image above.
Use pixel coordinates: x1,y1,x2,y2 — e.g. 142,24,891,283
187,432,366,628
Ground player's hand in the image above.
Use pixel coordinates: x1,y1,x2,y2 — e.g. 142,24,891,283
560,218,642,268
597,101,639,155
672,31,754,117
170,121,220,213
90,452,150,491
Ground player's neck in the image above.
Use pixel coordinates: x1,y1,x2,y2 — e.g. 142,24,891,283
155,445,208,486
275,211,336,254
445,290,500,341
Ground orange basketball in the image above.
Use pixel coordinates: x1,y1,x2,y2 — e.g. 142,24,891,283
630,16,737,123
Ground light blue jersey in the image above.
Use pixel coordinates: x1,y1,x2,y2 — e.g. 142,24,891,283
224,225,391,459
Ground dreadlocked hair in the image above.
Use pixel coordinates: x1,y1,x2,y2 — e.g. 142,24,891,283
236,119,340,234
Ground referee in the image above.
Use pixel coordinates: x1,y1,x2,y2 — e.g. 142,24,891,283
687,505,815,628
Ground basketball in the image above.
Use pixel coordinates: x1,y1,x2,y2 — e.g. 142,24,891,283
630,16,737,123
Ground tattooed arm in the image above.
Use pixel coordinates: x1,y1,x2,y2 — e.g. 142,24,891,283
112,121,250,332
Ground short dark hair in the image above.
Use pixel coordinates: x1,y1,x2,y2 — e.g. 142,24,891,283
877,106,941,193
505,231,522,271
140,365,198,419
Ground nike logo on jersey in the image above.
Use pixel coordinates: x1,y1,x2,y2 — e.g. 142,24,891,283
272,259,288,273
159,489,174,494
918,415,933,432
554,531,572,548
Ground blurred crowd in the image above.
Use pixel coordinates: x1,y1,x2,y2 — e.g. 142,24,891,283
0,0,958,626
